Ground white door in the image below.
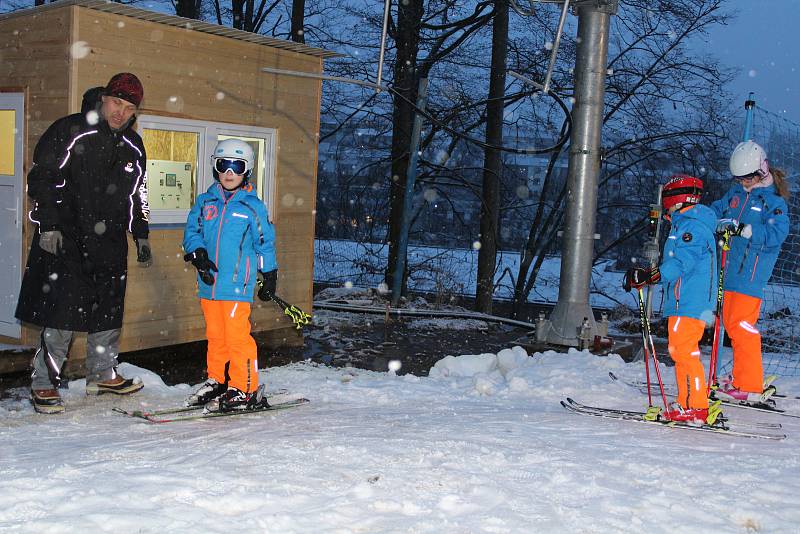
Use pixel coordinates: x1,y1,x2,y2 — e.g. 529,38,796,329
0,93,24,338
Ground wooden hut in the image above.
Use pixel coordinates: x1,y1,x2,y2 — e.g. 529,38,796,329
0,0,336,373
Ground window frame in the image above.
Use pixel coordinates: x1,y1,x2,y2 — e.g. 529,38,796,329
137,115,277,225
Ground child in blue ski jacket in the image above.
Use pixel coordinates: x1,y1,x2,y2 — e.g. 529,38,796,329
625,175,720,425
710,140,790,403
182,139,278,412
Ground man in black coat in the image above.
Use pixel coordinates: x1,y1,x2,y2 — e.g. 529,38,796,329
16,73,152,414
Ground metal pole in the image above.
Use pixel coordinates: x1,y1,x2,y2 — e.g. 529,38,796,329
376,0,392,92
544,0,617,347
644,185,663,321
542,0,570,94
742,92,756,141
391,78,429,306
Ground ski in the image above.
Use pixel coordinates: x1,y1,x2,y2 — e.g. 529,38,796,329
568,393,779,430
562,398,786,440
113,397,309,423
609,372,800,419
112,388,290,418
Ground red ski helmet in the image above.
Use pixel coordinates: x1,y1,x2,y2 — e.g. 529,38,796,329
662,174,703,212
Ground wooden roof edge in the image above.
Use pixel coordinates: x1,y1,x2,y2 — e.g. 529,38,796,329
1,0,344,59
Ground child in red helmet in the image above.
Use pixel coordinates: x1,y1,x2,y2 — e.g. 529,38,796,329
624,175,722,425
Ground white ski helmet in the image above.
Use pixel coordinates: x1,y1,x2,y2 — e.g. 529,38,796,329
729,140,768,178
211,138,254,181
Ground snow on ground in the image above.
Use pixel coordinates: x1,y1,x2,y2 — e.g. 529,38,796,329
2,349,799,533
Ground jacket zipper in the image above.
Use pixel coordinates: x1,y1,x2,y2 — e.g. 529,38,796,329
211,187,237,299
750,254,760,282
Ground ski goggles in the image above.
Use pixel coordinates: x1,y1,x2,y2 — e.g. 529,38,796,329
214,158,247,175
734,172,761,181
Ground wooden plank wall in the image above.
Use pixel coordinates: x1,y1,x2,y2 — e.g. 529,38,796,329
0,8,73,350
0,5,323,369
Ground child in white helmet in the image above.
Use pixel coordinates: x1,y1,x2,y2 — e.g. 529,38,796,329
711,140,790,403
182,139,278,412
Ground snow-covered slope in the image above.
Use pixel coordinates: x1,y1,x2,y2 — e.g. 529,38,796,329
1,349,798,532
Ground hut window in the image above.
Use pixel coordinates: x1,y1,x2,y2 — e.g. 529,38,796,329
0,109,15,175
142,128,199,213
138,116,276,224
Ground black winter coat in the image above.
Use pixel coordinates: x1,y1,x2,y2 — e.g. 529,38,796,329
15,88,150,332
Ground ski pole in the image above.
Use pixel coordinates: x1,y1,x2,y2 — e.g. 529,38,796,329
269,292,312,330
708,230,731,393
637,287,670,414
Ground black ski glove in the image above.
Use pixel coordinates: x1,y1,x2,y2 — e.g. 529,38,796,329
623,267,660,292
134,238,153,268
39,230,63,256
184,248,218,286
257,269,278,301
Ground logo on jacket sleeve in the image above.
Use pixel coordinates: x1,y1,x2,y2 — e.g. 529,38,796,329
729,196,740,209
124,162,134,173
682,232,693,242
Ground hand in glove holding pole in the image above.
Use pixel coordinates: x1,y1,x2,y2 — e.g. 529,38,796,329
255,271,311,330
623,266,661,292
715,218,751,238
184,248,217,286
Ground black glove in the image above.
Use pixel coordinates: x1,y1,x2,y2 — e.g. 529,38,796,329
39,230,63,255
623,267,661,292
135,238,153,268
184,248,218,286
715,218,748,237
257,269,278,301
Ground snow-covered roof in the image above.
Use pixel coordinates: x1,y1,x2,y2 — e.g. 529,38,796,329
1,0,341,59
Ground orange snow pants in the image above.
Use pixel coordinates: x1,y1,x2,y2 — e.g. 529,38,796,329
667,316,708,410
722,290,763,393
200,299,259,393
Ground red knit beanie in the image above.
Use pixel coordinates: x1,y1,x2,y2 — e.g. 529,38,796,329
105,73,143,107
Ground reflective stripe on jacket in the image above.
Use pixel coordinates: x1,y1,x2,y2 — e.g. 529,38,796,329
710,183,789,298
659,204,718,323
183,182,277,302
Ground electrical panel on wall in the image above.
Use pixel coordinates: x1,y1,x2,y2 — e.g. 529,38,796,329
148,160,192,210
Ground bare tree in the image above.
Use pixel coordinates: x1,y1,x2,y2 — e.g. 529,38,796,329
174,0,204,19
475,0,509,313
290,0,305,42
507,0,734,317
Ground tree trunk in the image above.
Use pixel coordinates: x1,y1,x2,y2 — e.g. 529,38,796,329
232,0,244,30
174,0,202,19
475,0,508,314
291,0,306,43
385,0,424,291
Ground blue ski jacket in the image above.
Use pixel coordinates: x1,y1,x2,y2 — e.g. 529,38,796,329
183,182,277,302
659,204,718,323
710,182,789,299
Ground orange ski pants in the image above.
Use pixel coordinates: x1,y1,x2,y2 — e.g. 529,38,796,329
667,316,708,410
200,299,258,393
722,290,763,393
